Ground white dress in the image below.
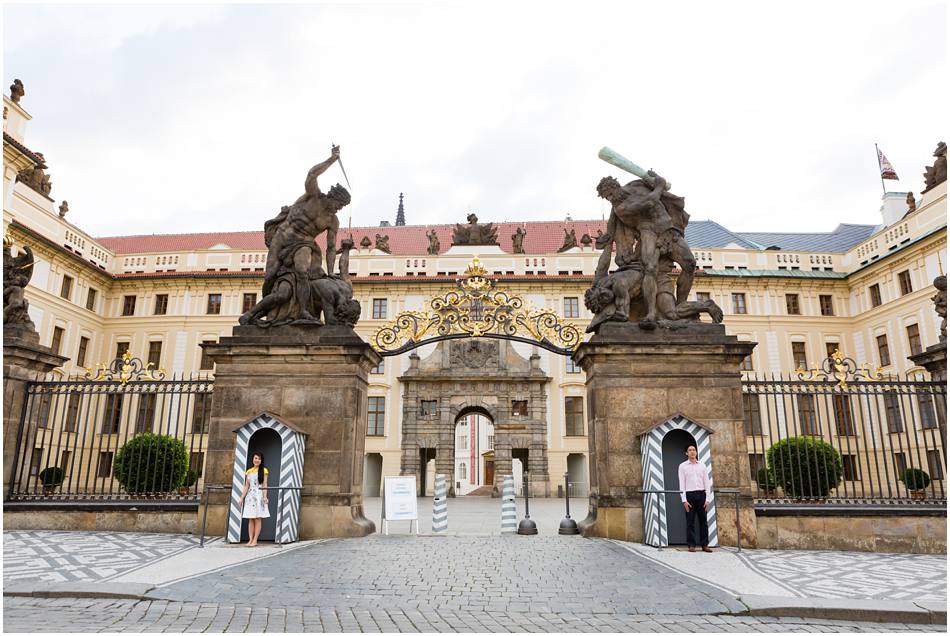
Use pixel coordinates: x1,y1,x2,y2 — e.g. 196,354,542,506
242,468,271,519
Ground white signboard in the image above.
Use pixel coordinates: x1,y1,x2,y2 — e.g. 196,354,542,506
383,476,418,521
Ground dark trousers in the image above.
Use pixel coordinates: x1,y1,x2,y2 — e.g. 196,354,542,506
685,490,709,547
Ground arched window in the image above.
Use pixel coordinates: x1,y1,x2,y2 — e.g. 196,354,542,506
459,463,467,479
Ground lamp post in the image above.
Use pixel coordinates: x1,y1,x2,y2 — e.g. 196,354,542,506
517,470,538,535
558,472,579,535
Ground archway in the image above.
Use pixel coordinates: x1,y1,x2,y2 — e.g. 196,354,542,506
454,410,495,496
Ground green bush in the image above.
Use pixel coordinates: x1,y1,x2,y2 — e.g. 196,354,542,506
755,467,777,491
39,466,65,486
183,469,199,488
900,468,931,491
766,436,843,498
114,433,188,494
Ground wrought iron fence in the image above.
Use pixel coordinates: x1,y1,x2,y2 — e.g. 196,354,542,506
7,355,213,502
742,352,946,504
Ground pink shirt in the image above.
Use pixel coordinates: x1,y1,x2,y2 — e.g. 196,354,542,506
678,459,712,502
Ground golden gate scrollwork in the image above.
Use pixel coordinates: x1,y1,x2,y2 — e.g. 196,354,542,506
372,257,582,356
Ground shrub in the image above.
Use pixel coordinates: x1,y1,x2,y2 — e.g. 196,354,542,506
900,468,931,491
755,467,777,491
114,433,188,494
39,466,65,486
766,436,843,498
183,469,199,488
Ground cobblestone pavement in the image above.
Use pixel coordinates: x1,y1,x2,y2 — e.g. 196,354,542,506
3,597,945,633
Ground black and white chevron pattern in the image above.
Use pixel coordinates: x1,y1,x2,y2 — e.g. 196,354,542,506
641,414,718,547
432,474,448,533
227,413,305,544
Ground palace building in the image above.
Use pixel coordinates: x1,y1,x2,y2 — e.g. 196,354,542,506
4,87,947,500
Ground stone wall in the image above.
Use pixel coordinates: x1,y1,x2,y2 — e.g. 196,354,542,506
4,508,197,534
755,513,947,554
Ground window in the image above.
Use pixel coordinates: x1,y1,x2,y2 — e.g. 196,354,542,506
189,452,205,478
50,326,65,355
35,393,53,428
906,324,922,356
154,294,168,315
893,452,908,476
242,293,257,314
731,293,747,314
883,393,903,433
876,334,891,366
825,342,839,359
511,400,528,417
743,394,761,435
147,341,162,368
60,450,72,474
898,270,913,296
97,452,114,478
207,293,222,315
372,299,388,320
122,295,136,316
29,448,43,477
785,294,800,315
135,393,157,433
459,463,467,480
565,396,584,436
566,358,581,374
819,294,834,316
76,336,89,368
791,342,807,369
115,341,130,360
367,397,385,436
749,453,766,481
85,288,97,311
739,354,754,371
192,393,212,434
457,435,468,450
563,297,580,318
869,284,882,308
842,455,860,481
420,399,438,417
487,435,494,450
370,359,385,375
918,391,937,429
60,275,73,300
833,395,855,435
101,394,123,434
199,340,216,370
696,291,711,303
64,393,81,432
797,395,818,435
927,450,944,480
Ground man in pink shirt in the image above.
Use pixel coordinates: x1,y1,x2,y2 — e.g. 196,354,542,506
678,443,713,552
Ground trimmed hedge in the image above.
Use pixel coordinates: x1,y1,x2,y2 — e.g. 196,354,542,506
900,467,931,491
114,433,188,494
755,467,777,491
39,466,65,486
766,436,843,498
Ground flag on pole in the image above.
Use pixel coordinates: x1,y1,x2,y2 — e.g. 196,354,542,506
877,147,899,180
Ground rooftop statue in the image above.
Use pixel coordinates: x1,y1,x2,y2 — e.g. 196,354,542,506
3,238,36,330
452,213,498,245
375,233,391,253
17,164,52,197
558,227,578,252
923,141,947,191
511,226,526,254
59,200,69,218
426,229,441,255
9,79,24,104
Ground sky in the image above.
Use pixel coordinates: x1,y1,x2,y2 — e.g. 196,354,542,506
3,1,947,239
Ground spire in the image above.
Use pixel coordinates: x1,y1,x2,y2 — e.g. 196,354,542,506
395,192,406,226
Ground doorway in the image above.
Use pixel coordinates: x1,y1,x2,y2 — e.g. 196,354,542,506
242,427,282,542
661,428,696,545
363,453,383,497
454,412,495,495
418,448,436,496
566,453,588,497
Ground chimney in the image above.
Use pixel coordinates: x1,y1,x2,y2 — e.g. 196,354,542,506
879,191,911,227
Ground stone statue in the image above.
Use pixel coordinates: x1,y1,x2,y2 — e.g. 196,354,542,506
906,192,916,214
511,227,526,254
426,229,440,255
360,235,372,249
3,240,35,330
595,169,696,329
449,339,498,368
558,228,578,252
452,213,499,245
59,200,69,218
923,142,947,191
17,164,52,197
375,233,391,253
580,233,593,247
933,275,947,342
9,79,24,104
259,146,350,323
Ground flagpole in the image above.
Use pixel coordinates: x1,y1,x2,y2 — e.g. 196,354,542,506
875,143,886,195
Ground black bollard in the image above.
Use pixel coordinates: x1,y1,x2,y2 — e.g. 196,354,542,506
517,471,538,535
558,472,580,535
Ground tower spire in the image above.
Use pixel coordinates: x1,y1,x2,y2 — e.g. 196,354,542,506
395,192,406,226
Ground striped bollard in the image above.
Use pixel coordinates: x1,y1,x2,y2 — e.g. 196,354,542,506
432,474,448,533
501,475,517,534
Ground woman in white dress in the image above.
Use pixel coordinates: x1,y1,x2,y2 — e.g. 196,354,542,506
238,451,270,546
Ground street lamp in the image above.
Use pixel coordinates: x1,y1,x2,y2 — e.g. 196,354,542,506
517,470,538,535
559,472,579,535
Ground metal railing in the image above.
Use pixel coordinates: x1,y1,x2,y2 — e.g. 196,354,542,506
198,484,303,547
7,360,213,502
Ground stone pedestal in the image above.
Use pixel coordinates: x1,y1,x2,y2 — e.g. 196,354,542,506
572,322,758,545
201,325,379,539
3,332,68,495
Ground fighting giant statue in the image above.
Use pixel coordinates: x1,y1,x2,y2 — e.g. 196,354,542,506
3,238,35,330
586,147,721,332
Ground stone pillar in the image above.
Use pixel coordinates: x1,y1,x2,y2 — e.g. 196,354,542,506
909,341,947,450
573,323,757,545
3,329,68,495
200,325,378,539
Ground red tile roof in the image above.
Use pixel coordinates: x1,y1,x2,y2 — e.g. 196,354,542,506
96,220,608,256
3,132,46,167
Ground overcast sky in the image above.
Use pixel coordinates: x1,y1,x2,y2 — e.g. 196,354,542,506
3,1,946,238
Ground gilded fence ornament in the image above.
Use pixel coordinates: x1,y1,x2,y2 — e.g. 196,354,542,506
373,257,582,356
84,350,166,385
796,349,884,389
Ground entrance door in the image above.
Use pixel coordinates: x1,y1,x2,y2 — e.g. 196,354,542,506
661,428,696,545
242,427,282,542
484,458,495,486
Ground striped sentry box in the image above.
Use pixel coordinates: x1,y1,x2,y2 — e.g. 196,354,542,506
432,474,448,533
500,474,517,533
227,412,307,544
640,414,718,548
